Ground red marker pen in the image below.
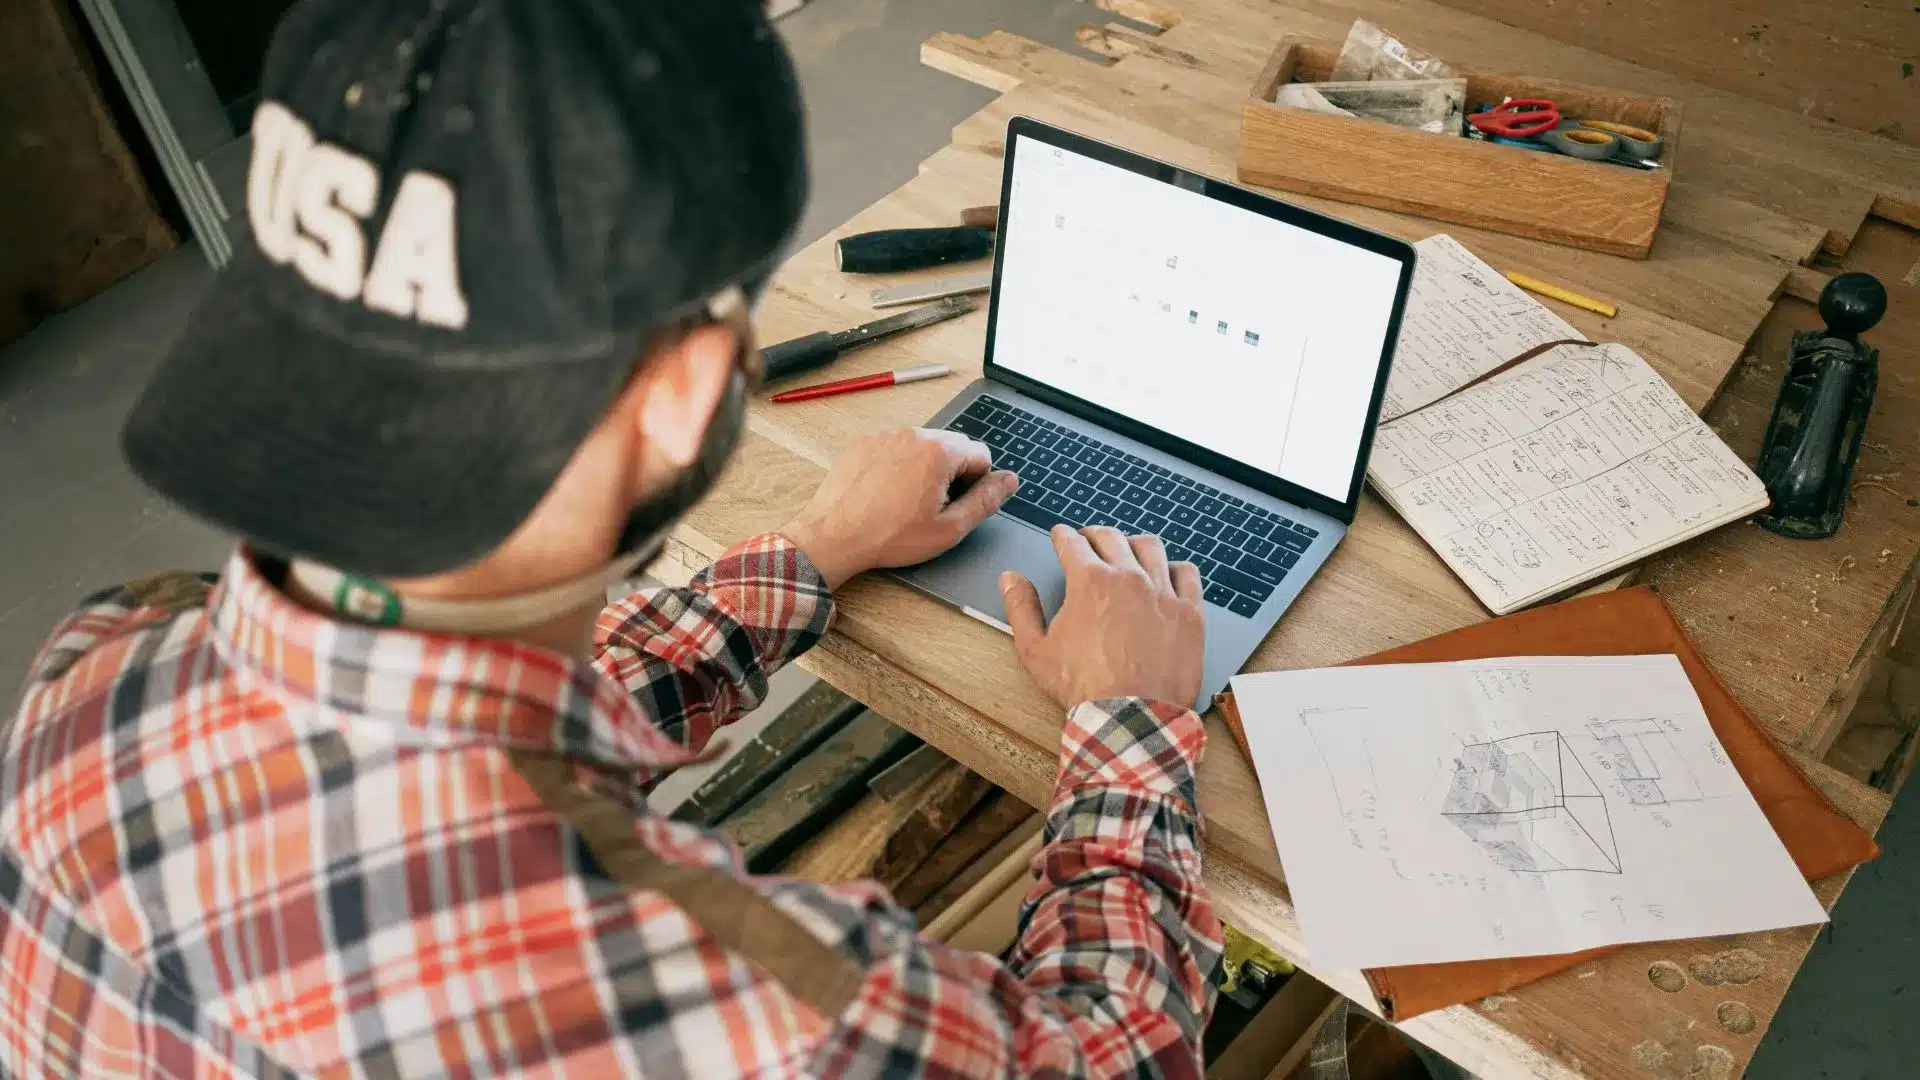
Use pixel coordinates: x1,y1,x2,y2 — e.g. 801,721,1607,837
769,363,953,404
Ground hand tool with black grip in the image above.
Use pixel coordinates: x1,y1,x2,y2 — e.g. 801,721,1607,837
760,295,977,382
835,225,994,274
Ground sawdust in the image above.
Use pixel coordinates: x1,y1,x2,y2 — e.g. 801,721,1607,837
1648,960,1688,993
1630,1040,1672,1072
1692,1045,1737,1079
1715,1001,1757,1035
1688,948,1765,986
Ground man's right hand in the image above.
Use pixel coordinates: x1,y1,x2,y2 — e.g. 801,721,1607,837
1000,526,1205,710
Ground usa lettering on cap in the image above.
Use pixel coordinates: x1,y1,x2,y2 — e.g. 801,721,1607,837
246,101,470,330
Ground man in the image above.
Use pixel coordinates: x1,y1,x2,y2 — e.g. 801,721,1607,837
2,2,1220,1076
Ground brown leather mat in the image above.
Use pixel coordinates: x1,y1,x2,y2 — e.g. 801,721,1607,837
1215,585,1880,1020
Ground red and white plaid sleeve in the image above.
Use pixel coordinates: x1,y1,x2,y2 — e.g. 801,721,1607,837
593,533,834,754
813,696,1222,1077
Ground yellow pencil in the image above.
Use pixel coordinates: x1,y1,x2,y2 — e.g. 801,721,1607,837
1503,271,1619,318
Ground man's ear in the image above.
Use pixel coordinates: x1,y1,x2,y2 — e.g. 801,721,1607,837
632,323,739,468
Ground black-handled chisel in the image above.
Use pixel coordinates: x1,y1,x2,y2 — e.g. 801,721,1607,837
760,295,977,382
835,226,994,274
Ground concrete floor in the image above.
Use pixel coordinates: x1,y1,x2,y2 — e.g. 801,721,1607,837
0,0,1909,1074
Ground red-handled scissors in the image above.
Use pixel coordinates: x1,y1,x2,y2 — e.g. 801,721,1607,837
1468,99,1561,139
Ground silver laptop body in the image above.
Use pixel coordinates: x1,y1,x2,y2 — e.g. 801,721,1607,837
893,117,1415,711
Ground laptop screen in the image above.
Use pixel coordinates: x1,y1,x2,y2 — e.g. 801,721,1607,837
989,131,1406,505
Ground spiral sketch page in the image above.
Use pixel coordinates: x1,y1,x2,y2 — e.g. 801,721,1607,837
1230,656,1827,970
1367,342,1769,614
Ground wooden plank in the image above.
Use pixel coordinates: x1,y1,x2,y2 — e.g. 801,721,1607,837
780,755,994,888
913,806,1044,924
922,829,1043,944
1426,0,1920,146
893,789,1036,911
714,709,921,872
1208,973,1340,1080
0,0,176,345
669,679,863,825
1780,266,1833,305
1805,567,1920,760
1661,183,1828,267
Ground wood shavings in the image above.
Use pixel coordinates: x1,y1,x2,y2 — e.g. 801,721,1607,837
1853,481,1908,500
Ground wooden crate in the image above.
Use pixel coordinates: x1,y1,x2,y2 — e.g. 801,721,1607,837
1239,37,1680,259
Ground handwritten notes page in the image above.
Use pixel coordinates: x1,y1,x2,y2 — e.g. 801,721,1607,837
1368,342,1768,614
1381,235,1584,421
1230,656,1826,970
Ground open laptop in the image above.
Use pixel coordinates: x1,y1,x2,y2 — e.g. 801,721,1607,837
893,117,1415,710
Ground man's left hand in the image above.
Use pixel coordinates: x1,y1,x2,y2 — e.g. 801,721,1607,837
781,428,1018,590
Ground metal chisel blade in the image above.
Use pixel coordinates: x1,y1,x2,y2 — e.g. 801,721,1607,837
830,294,977,352
870,271,994,309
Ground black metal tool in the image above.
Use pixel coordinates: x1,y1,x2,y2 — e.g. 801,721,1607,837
760,295,976,382
1754,272,1888,539
835,225,994,274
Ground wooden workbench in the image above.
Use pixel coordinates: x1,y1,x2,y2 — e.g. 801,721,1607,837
662,2,1920,1076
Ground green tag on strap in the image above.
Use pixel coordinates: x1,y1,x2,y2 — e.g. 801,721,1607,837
333,575,404,626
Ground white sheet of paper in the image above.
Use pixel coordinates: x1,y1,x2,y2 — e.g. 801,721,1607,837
1368,342,1770,613
1230,656,1827,970
1381,235,1585,421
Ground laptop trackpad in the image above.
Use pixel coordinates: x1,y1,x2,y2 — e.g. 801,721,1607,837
897,515,1066,632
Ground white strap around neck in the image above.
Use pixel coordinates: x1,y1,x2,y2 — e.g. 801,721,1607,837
287,545,657,634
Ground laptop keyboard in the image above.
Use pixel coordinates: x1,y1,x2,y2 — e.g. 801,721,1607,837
943,394,1320,619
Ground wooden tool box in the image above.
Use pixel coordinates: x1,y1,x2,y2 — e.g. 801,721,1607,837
1239,37,1680,259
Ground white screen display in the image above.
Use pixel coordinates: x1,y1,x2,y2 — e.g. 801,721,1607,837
992,134,1405,502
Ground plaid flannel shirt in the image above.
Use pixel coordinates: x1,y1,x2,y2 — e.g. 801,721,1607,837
2,532,1220,1077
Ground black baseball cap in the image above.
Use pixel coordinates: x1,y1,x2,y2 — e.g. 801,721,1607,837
123,0,806,578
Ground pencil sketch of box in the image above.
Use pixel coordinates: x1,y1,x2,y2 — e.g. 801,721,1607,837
1586,718,1706,806
1441,731,1622,874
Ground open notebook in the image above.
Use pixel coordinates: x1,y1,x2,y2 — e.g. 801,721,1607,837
1367,236,1768,615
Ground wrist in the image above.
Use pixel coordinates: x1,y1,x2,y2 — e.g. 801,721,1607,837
778,518,861,591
